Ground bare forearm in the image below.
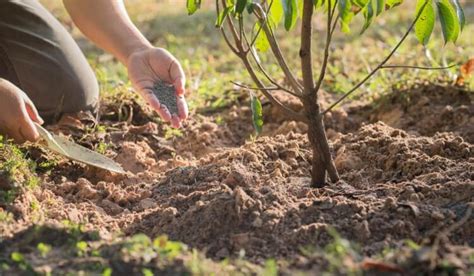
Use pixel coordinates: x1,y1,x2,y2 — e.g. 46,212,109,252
63,0,151,64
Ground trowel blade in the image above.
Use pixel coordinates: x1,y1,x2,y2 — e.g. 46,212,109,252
35,123,126,174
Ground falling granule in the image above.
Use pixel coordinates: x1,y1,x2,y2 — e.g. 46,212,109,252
152,80,179,116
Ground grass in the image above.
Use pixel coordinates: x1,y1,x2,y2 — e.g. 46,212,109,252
0,136,39,203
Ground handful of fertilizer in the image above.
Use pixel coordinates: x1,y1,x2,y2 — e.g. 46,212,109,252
152,80,179,116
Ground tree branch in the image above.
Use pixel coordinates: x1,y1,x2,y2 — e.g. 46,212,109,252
314,0,339,94
380,64,458,70
253,4,304,94
238,16,301,98
322,0,430,115
220,2,307,122
232,80,300,97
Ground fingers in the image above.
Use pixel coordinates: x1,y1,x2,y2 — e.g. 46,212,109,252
5,113,40,144
173,76,186,96
140,88,172,122
170,115,181,128
18,101,40,142
176,96,189,120
24,96,44,124
170,61,186,96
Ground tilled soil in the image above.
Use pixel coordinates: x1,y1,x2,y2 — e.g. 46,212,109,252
1,84,473,274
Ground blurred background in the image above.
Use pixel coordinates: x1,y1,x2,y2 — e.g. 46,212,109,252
39,0,474,112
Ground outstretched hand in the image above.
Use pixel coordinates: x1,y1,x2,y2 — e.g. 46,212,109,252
127,47,188,128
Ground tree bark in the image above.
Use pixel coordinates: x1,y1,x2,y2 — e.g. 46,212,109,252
303,97,339,187
300,0,339,187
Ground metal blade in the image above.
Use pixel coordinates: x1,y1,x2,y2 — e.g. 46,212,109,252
35,123,126,174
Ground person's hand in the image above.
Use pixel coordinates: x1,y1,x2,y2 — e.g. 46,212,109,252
127,47,188,128
0,79,44,143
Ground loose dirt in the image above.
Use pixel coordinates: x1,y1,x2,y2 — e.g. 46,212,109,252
1,83,473,274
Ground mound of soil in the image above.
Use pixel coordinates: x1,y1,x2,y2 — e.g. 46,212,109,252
124,122,473,266
361,84,474,143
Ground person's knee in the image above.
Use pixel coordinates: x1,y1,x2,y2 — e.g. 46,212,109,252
60,64,100,114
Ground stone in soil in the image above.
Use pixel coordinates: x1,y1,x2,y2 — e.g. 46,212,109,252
152,80,179,116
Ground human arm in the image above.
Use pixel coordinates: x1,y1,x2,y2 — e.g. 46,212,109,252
0,79,44,143
62,0,188,127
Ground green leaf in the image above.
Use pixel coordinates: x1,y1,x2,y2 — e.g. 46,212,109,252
254,22,271,52
11,252,24,263
352,0,369,9
282,0,298,31
216,7,233,27
437,0,460,43
338,0,354,33
250,93,264,135
360,0,375,33
376,0,385,15
324,0,337,11
314,0,325,9
385,0,403,9
450,0,465,30
414,0,435,45
235,0,248,15
269,0,284,26
186,0,201,15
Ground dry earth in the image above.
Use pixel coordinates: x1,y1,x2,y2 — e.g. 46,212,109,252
0,84,473,275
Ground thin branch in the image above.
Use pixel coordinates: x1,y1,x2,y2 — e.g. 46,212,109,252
314,0,339,94
231,81,282,91
216,0,239,55
253,4,304,94
322,1,430,115
232,78,300,97
240,56,307,122
220,28,240,55
238,14,244,44
380,64,458,70
238,15,301,98
221,2,306,122
247,0,274,51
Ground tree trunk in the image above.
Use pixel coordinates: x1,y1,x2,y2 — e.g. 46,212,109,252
302,97,339,187
300,0,339,187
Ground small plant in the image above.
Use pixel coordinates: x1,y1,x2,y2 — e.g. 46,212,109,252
186,0,466,187
37,243,52,258
0,136,39,202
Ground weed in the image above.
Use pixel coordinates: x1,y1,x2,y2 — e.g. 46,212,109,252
0,136,39,203
102,267,113,276
37,243,52,258
262,259,278,276
76,241,89,257
10,252,33,273
142,268,154,276
96,141,109,155
163,125,183,139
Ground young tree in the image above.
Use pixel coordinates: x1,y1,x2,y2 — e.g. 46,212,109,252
187,0,466,187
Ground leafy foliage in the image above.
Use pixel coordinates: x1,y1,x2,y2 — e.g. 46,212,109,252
188,0,466,45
